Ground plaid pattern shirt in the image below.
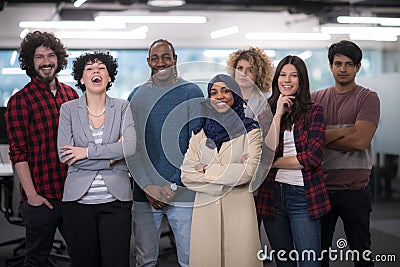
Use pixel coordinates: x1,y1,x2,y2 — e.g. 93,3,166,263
6,77,78,201
256,103,331,220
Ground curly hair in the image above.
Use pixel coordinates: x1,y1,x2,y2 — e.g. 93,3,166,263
72,51,118,92
18,31,68,78
226,47,274,93
268,55,312,130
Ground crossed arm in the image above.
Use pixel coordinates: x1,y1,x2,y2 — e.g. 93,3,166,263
326,120,377,152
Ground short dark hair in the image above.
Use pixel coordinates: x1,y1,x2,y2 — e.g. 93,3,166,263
72,51,118,92
148,39,176,58
268,55,311,130
328,40,362,65
18,31,68,77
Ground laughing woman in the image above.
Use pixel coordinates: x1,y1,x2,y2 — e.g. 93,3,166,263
57,51,136,267
181,74,263,267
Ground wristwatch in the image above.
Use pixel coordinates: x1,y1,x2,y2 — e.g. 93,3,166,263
169,183,178,192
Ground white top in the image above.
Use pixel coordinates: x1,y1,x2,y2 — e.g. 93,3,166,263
275,129,304,186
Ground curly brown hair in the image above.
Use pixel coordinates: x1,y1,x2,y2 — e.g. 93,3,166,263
72,51,118,92
226,47,274,93
18,31,68,78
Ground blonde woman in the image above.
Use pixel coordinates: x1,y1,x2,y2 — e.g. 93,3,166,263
227,47,274,121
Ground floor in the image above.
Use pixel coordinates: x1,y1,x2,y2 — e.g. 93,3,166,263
0,179,399,267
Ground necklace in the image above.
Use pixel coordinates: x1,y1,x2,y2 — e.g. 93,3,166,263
86,106,105,117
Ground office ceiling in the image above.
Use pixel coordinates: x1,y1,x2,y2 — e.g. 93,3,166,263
0,0,400,50
3,0,400,18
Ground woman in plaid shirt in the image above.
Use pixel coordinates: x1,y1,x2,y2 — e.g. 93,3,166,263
256,55,331,267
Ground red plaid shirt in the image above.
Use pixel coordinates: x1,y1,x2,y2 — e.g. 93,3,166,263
6,77,78,201
256,103,331,220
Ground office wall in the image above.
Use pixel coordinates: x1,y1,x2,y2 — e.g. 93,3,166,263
0,47,383,106
358,73,400,155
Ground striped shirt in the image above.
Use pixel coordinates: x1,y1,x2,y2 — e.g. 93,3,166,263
78,122,116,204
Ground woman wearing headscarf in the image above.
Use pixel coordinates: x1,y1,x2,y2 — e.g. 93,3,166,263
181,74,263,267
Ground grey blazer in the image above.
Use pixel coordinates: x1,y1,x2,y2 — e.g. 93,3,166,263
57,94,136,202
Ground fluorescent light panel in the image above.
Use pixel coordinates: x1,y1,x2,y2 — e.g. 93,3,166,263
54,26,148,39
55,31,146,39
19,21,126,29
202,49,236,58
210,26,239,39
74,0,87,8
246,32,331,41
1,68,25,75
147,0,186,7
95,15,206,24
349,33,398,42
19,29,29,39
337,16,400,26
321,26,400,35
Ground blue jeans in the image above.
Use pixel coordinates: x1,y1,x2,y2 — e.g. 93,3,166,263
263,182,321,267
133,201,193,267
20,199,64,267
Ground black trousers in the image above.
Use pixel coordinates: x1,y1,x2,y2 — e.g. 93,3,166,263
63,200,133,267
20,199,64,267
321,187,374,267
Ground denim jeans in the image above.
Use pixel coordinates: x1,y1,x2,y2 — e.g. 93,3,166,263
262,182,321,267
321,187,373,267
133,201,193,267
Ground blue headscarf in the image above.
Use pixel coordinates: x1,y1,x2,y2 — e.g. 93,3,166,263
193,74,259,151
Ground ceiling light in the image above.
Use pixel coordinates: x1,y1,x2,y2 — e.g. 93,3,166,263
321,26,400,35
54,26,148,40
19,21,126,29
74,0,87,8
10,51,18,66
245,32,331,41
202,50,236,58
210,26,239,39
19,29,29,39
147,0,186,7
297,50,313,60
1,68,25,75
54,31,146,39
349,33,398,42
95,15,206,24
337,16,400,26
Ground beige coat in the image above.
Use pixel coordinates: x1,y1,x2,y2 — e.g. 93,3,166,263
181,128,263,267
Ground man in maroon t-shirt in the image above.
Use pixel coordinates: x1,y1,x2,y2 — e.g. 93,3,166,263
312,40,380,267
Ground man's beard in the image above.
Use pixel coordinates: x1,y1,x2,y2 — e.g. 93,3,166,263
35,65,57,84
